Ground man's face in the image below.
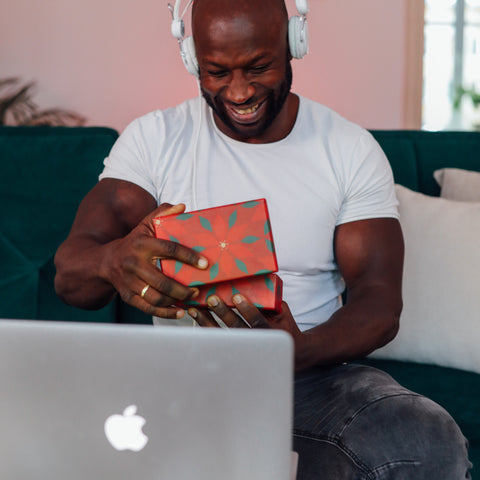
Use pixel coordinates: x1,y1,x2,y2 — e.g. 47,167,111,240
194,14,293,143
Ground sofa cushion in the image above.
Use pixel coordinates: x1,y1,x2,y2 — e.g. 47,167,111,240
370,185,480,374
434,167,480,202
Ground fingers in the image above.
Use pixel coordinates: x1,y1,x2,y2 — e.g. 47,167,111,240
138,261,199,303
144,203,186,224
187,308,220,328
231,294,271,329
127,286,185,319
140,236,208,270
122,235,208,303
207,296,251,328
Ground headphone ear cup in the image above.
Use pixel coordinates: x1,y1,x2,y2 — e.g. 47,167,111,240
288,16,309,59
181,36,199,77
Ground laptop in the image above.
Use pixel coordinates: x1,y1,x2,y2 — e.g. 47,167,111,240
0,319,294,480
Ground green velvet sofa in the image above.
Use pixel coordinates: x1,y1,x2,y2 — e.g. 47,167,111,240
0,126,478,473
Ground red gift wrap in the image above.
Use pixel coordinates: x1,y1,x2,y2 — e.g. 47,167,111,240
184,274,283,313
154,199,278,287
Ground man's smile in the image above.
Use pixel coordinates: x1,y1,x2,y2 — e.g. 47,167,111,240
225,100,266,124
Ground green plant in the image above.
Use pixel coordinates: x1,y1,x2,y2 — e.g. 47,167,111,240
0,77,86,126
453,85,480,110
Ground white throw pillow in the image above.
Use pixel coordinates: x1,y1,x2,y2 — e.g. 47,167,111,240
370,184,480,374
433,167,480,202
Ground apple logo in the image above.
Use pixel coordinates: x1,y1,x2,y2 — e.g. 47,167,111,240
104,405,149,452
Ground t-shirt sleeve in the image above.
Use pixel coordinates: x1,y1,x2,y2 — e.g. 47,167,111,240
99,118,158,200
336,129,399,226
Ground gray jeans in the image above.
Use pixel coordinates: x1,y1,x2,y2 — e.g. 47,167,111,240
293,363,472,479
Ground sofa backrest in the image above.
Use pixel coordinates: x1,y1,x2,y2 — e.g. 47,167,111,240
371,130,480,195
0,126,120,322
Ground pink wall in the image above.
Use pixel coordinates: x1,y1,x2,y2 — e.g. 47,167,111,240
0,0,408,132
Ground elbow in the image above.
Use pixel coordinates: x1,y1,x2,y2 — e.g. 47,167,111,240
53,248,113,310
380,298,402,347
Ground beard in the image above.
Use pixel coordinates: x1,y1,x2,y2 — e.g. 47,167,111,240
201,59,293,140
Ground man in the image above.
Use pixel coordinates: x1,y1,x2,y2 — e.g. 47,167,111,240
55,0,471,477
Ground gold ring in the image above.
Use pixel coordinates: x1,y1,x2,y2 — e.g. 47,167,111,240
140,284,150,299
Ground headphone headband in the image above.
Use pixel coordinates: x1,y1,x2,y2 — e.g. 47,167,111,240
168,0,309,77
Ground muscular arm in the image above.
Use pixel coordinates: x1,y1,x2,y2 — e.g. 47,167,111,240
294,217,404,370
54,178,207,316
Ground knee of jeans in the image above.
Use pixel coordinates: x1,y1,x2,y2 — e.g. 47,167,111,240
339,392,471,478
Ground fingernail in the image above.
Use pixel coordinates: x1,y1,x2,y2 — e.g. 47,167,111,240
191,288,200,299
176,309,185,319
233,294,244,305
207,296,219,307
188,308,197,318
197,258,208,269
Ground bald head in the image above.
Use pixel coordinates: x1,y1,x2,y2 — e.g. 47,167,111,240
192,0,289,56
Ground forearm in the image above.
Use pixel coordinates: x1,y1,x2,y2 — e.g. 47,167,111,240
54,236,120,309
294,285,401,371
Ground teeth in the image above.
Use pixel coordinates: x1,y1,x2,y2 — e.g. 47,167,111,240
234,104,259,115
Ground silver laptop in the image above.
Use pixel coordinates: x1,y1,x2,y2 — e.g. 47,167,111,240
0,319,293,480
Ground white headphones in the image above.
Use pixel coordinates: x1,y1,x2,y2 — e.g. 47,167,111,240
168,0,309,78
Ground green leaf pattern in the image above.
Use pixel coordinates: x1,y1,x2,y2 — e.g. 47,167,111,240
206,286,217,298
175,261,183,274
241,201,260,208
210,262,219,280
241,235,260,243
228,210,237,228
235,259,248,274
199,216,213,231
177,213,194,220
264,276,274,292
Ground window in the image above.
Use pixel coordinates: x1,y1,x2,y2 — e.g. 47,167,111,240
423,0,480,131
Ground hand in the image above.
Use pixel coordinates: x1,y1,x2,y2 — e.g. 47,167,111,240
101,203,209,318
188,294,303,352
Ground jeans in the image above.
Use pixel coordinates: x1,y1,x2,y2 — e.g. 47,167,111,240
293,363,472,479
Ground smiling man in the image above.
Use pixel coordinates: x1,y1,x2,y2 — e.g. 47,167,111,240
54,0,471,478
194,0,295,143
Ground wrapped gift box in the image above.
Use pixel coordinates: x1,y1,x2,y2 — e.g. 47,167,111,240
153,199,278,287
184,274,283,312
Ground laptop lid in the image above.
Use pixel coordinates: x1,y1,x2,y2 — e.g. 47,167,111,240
0,319,293,480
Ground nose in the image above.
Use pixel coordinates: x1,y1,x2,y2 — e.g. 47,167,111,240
225,70,255,104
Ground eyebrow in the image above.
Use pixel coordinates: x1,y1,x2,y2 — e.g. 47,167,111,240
203,53,271,68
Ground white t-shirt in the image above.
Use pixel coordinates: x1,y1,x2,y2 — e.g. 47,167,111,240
100,95,399,330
